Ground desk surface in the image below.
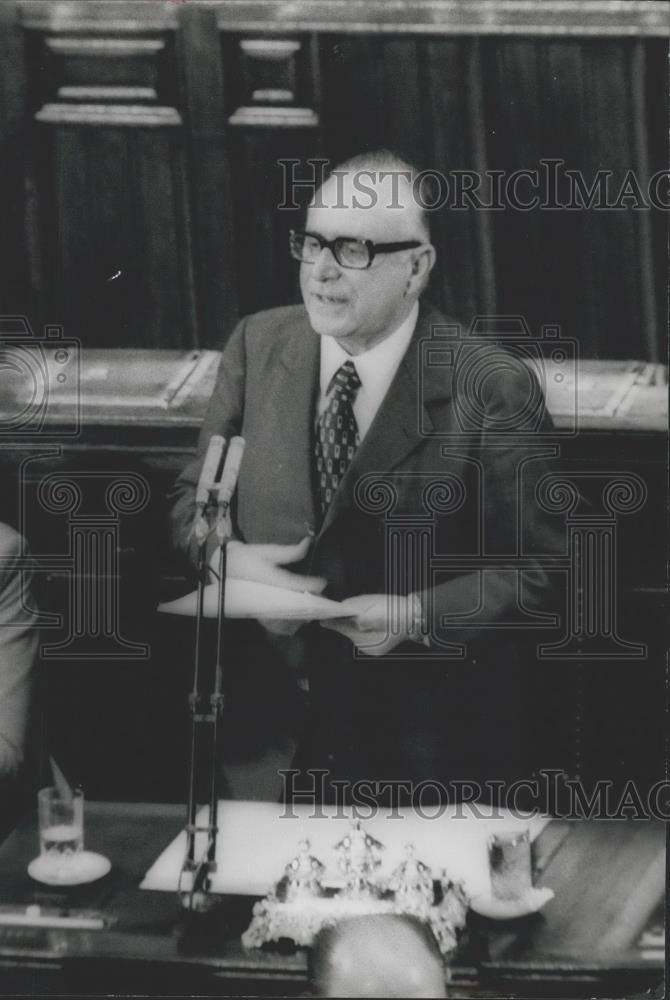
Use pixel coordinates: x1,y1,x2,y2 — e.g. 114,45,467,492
0,802,664,997
0,350,667,433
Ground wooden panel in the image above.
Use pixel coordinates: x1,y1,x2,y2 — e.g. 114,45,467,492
31,30,174,120
0,0,666,360
464,38,497,314
20,0,178,32
320,34,396,158
423,38,495,318
645,37,668,365
581,40,644,359
228,36,319,126
0,3,31,318
20,1,670,38
630,38,660,363
483,37,665,360
213,1,670,37
177,6,237,346
45,35,164,99
225,126,321,316
31,124,193,348
221,31,321,317
20,17,197,349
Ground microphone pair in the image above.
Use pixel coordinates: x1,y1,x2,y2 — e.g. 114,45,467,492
193,435,246,544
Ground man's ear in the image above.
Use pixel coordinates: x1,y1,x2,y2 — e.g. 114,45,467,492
408,244,436,293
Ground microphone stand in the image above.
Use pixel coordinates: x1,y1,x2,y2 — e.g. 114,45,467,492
208,506,232,859
178,492,232,914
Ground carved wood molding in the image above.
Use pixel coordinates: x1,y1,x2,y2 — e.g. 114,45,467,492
19,0,670,37
20,0,179,33
210,0,670,36
239,38,301,57
45,37,166,55
35,103,182,126
57,86,159,101
228,105,319,127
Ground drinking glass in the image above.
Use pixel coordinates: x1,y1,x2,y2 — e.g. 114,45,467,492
37,786,84,865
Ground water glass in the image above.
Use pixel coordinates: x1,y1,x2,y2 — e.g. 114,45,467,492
38,786,84,864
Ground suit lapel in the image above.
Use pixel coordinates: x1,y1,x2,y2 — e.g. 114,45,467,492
269,313,320,535
318,301,454,537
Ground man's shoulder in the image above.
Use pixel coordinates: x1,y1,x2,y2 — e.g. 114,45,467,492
416,302,549,420
221,304,311,370
239,304,309,343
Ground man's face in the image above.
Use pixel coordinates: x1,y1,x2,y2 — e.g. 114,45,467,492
300,172,425,354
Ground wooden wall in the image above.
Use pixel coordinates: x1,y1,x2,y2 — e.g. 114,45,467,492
0,0,668,359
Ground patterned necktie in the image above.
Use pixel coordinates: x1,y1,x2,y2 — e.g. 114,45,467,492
314,360,362,518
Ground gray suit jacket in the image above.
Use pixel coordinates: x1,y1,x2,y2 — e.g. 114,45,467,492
168,300,566,791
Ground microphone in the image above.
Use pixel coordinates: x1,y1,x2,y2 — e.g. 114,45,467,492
195,435,226,509
216,436,245,512
215,437,245,544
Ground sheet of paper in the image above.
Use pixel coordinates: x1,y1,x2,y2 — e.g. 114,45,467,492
157,578,352,620
140,799,550,898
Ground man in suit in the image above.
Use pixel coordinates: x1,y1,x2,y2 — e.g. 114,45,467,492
169,151,564,804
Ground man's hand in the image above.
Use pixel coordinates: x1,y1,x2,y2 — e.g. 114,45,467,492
209,535,326,594
208,536,325,638
320,593,424,657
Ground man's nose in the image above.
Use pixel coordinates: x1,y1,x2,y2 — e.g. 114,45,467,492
311,245,341,280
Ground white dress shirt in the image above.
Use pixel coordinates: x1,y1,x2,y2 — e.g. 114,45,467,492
317,302,419,441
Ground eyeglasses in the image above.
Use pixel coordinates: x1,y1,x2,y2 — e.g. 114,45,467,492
289,230,422,270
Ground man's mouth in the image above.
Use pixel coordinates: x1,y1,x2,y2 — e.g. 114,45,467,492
312,291,348,306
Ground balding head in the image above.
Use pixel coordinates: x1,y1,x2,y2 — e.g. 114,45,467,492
310,914,448,998
298,150,436,354
319,151,432,243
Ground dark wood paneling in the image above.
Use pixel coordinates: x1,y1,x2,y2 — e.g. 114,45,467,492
320,34,389,157
177,6,236,346
34,122,194,348
222,32,321,317
425,38,474,317
483,37,667,361
630,38,661,363
0,3,31,317
22,18,196,348
581,40,644,358
1,1,667,357
17,0,670,37
228,128,320,316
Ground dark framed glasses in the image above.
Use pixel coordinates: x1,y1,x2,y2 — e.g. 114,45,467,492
289,230,422,270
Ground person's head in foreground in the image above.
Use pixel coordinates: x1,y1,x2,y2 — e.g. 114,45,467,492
310,913,448,998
